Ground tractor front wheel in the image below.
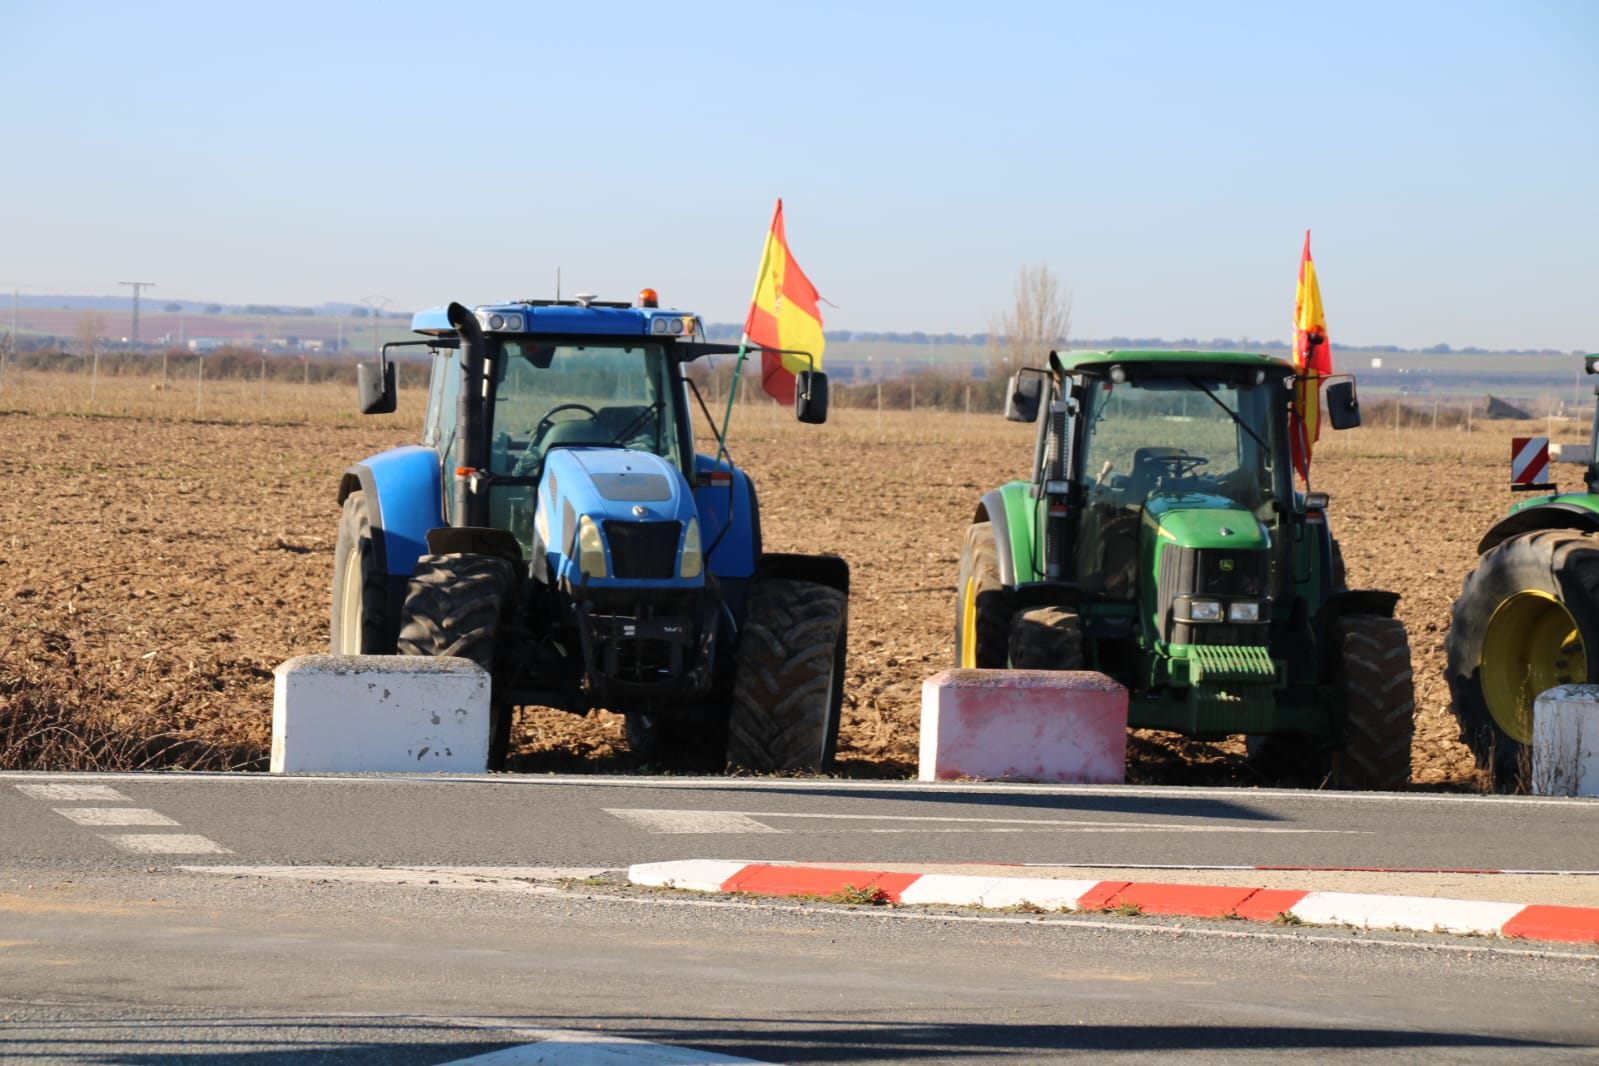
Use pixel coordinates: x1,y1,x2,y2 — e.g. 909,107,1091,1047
1445,530,1599,789
1251,613,1414,790
397,553,517,770
956,521,1010,668
1335,614,1415,791
725,577,847,774
330,491,394,655
1009,606,1085,670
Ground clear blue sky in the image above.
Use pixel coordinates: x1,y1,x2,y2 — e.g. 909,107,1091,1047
3,1,1594,350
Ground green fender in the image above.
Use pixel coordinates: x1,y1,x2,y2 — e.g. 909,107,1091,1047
1480,495,1599,554
977,482,1042,587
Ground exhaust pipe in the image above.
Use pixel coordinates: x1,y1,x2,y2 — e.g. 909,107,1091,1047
447,302,489,528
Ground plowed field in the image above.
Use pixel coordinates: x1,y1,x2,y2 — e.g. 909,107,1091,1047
1,372,1572,788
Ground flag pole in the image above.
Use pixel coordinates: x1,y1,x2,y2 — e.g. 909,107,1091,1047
717,201,782,466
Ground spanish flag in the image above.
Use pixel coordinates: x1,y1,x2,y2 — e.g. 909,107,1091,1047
1291,230,1331,481
744,199,825,405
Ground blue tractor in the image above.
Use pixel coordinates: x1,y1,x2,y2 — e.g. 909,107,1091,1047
330,291,848,772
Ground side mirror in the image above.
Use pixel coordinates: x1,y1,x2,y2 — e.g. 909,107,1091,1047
358,359,396,415
1006,371,1043,423
795,370,828,424
1325,378,1360,430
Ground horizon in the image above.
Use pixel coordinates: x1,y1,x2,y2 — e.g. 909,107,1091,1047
3,2,1594,352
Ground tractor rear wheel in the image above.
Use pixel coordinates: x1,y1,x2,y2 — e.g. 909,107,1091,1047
1335,614,1415,791
397,553,517,770
956,521,1009,668
330,491,394,654
1009,606,1085,670
1445,530,1599,789
725,577,847,774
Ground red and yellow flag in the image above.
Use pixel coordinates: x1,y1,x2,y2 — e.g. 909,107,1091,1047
744,199,825,405
1290,230,1332,481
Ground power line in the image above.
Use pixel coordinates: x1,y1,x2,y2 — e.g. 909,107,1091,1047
119,280,156,350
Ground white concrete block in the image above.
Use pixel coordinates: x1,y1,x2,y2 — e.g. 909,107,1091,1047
271,654,490,773
918,668,1128,784
1532,684,1599,797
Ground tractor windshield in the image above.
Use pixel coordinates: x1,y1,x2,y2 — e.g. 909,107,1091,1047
1072,371,1288,601
488,340,683,481
1079,374,1285,511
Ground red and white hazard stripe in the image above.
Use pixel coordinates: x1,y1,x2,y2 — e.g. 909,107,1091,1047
629,860,1599,945
1512,436,1551,486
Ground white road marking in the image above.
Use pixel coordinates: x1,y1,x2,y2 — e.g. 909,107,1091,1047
15,784,130,802
435,1018,771,1065
607,810,782,834
606,808,1361,836
181,866,613,892
103,834,231,855
54,807,179,826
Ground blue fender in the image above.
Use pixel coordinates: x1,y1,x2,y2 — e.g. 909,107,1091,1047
337,445,445,578
693,453,759,579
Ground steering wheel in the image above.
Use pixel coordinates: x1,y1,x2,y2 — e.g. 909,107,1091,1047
1151,454,1210,480
529,403,599,447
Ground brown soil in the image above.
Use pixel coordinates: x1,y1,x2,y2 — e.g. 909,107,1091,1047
0,385,1543,789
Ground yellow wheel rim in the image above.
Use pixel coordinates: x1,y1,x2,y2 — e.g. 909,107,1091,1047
958,576,978,668
1481,589,1587,744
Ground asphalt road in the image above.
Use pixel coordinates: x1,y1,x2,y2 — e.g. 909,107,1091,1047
3,772,1598,1064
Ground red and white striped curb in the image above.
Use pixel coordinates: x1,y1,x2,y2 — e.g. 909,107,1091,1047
628,860,1599,945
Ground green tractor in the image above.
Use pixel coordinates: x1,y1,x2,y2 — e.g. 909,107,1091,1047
1445,354,1599,789
958,349,1415,789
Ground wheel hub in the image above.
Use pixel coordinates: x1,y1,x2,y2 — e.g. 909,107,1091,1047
1481,589,1587,743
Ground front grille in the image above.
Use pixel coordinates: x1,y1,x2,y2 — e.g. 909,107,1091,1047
602,520,681,579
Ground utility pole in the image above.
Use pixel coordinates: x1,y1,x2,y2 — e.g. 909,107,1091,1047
119,280,155,351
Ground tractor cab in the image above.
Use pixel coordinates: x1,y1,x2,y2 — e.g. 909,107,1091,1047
1066,359,1292,605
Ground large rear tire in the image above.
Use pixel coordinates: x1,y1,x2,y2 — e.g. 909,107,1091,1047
725,578,847,774
1445,530,1599,789
1336,614,1415,791
397,553,517,770
330,491,394,654
955,521,1009,668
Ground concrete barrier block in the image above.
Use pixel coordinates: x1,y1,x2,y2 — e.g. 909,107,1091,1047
918,668,1127,784
271,654,490,773
1533,684,1599,797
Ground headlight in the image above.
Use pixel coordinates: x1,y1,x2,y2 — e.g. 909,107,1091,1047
1228,601,1263,623
576,515,608,578
504,313,523,331
680,517,703,579
1186,599,1223,622
651,318,669,334
488,313,505,330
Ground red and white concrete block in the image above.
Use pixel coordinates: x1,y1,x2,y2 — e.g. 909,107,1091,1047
271,653,490,773
628,861,1599,945
918,668,1128,784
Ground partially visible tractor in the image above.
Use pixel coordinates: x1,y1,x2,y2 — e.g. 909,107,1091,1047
331,291,848,773
1445,354,1599,789
958,349,1415,789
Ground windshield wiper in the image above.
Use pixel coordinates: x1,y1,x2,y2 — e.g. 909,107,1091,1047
1186,378,1270,454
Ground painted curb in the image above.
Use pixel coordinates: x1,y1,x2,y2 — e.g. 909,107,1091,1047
627,861,1599,945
